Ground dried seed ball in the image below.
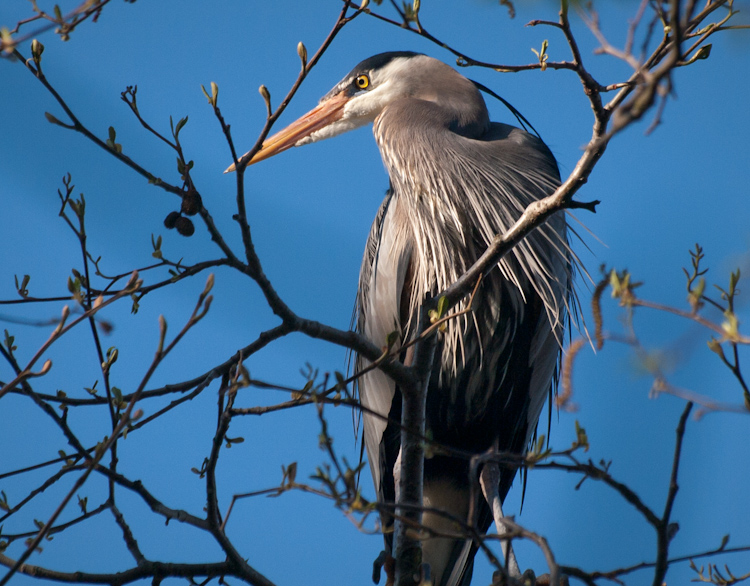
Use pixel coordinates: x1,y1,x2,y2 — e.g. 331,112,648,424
181,190,202,216
164,211,180,229
175,216,195,237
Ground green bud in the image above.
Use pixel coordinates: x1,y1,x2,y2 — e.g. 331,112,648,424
203,273,215,296
722,310,739,340
385,330,400,350
174,115,188,138
1,28,13,55
695,44,711,60
31,39,44,65
106,127,122,153
297,41,307,69
707,338,725,361
729,268,740,296
45,112,64,126
200,82,219,107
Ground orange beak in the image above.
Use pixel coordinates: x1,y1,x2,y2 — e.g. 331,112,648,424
224,90,350,173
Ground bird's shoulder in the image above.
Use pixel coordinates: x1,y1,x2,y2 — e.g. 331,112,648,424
469,122,560,179
480,122,551,154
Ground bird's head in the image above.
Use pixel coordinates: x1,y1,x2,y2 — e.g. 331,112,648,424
225,51,487,172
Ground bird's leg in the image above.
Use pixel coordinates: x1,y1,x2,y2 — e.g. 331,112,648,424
384,554,396,586
383,447,401,586
479,462,521,579
393,448,403,503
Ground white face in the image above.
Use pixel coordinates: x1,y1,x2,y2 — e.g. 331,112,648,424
300,55,426,145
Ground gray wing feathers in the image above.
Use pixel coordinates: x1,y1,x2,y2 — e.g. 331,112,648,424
357,194,412,491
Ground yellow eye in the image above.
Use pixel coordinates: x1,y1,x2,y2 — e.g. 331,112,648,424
355,74,370,90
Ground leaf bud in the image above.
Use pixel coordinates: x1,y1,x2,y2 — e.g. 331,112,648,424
31,39,44,65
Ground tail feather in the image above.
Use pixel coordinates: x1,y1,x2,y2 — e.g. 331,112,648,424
421,476,476,586
442,539,474,586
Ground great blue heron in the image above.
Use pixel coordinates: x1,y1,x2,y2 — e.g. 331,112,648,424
227,52,572,586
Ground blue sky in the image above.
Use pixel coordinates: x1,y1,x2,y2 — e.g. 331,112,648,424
1,1,749,585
